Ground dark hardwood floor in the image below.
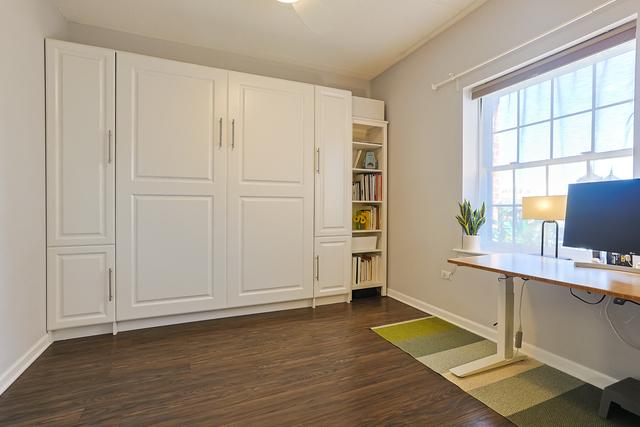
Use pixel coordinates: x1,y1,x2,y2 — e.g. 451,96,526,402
0,297,511,426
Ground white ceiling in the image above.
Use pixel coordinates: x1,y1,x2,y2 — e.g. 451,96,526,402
53,0,486,80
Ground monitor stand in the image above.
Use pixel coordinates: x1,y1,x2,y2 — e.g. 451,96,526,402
574,260,640,275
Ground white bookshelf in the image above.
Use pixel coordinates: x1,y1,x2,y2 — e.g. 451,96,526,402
351,116,388,297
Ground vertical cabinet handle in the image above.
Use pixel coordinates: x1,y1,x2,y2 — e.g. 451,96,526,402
108,130,112,164
231,119,236,150
218,117,223,149
316,148,320,174
315,255,320,280
108,268,113,302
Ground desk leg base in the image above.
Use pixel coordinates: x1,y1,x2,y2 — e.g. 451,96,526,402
450,353,527,378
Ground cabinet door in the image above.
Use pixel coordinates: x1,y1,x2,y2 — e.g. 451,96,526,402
227,72,314,307
314,236,351,297
116,53,228,320
47,245,115,330
314,86,352,236
46,40,115,247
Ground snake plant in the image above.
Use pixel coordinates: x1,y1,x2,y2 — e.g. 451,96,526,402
456,199,486,236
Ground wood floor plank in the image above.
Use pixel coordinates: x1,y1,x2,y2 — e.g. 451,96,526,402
0,297,512,426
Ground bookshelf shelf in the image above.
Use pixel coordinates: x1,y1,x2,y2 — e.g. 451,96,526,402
351,112,387,297
352,281,384,290
352,249,383,254
353,168,382,173
352,141,382,150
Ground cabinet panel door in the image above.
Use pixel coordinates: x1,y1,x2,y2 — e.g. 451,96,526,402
47,245,115,330
46,40,115,247
116,53,228,320
314,87,352,236
227,72,314,307
314,236,351,297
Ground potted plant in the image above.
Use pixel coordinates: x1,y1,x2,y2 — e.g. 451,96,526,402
456,200,486,252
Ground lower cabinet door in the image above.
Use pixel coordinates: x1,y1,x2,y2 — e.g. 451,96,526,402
47,245,115,330
314,236,351,298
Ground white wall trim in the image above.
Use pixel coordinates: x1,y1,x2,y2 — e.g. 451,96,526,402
387,288,619,389
51,295,349,341
0,334,52,396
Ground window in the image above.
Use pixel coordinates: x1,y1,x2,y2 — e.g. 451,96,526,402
479,38,636,254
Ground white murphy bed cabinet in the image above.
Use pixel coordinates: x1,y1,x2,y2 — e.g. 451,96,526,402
46,39,361,335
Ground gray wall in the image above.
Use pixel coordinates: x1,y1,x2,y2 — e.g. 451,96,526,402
371,0,640,381
0,0,66,385
66,22,370,97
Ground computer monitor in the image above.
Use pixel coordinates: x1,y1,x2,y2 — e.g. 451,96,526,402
563,178,640,255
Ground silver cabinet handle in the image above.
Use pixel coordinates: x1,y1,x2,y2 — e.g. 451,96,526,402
218,117,223,149
315,255,320,280
108,268,113,302
108,130,112,164
316,148,320,174
231,119,236,150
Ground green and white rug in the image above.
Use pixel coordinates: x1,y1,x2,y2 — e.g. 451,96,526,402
372,317,638,426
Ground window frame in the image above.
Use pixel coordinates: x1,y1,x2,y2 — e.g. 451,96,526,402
478,40,636,255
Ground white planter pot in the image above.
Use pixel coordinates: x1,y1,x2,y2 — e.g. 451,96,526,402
462,235,481,252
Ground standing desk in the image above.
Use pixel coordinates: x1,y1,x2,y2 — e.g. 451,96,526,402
447,253,640,377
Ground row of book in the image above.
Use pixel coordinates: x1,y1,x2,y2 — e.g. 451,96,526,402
352,255,381,286
353,206,381,230
353,173,382,201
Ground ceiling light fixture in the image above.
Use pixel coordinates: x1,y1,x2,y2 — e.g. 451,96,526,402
277,0,299,3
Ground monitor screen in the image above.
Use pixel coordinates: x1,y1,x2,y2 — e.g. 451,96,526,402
564,178,640,254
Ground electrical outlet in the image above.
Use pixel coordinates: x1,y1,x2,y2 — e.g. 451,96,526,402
440,270,453,281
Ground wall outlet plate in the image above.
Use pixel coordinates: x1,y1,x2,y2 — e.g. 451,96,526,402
440,270,453,281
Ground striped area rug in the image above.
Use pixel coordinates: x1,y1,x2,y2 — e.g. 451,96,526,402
372,316,639,426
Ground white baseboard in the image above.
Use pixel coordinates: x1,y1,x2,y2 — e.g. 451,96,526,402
387,288,619,389
51,294,349,341
0,334,52,396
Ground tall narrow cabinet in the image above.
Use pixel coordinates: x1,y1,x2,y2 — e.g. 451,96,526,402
45,40,116,329
313,87,353,300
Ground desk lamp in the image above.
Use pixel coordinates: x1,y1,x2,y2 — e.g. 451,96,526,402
522,195,567,257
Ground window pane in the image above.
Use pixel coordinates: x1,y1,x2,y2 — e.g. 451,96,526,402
492,206,513,244
515,206,542,247
594,102,634,152
520,81,551,125
595,45,636,107
492,170,513,204
493,130,517,166
553,112,591,158
548,162,587,195
592,156,634,180
554,65,592,116
515,166,546,203
515,166,547,205
493,92,518,131
520,122,550,162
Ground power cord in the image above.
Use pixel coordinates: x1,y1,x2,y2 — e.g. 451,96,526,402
514,279,528,355
569,288,606,305
605,298,640,351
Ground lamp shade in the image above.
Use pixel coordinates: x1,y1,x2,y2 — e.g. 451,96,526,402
522,195,567,221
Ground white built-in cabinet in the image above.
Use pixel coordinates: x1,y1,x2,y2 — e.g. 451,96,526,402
46,39,354,332
115,53,229,320
227,72,315,307
314,87,353,237
314,236,351,298
313,86,353,299
46,40,116,330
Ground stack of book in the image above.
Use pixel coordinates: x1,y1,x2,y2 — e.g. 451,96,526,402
352,205,380,230
352,173,382,201
352,254,380,286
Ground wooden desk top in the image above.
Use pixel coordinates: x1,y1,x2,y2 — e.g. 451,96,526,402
448,253,640,302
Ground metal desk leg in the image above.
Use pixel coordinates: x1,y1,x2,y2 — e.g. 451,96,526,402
450,275,526,377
